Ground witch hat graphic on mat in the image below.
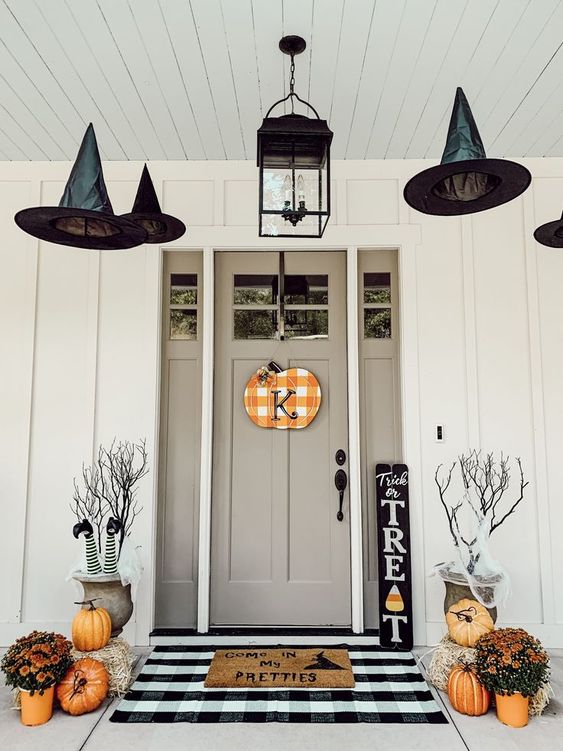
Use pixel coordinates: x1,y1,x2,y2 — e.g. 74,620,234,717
304,651,346,671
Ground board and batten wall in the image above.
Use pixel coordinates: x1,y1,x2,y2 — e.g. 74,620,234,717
0,158,562,646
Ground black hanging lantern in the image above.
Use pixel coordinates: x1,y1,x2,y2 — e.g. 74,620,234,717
258,36,333,238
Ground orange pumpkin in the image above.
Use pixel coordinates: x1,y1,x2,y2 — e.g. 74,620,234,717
56,658,109,715
244,365,321,429
448,663,490,716
72,600,112,652
446,598,494,647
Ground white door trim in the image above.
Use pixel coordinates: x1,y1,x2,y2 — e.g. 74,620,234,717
196,247,215,632
196,246,364,632
346,246,364,633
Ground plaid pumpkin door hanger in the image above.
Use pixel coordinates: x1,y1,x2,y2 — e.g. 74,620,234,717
244,361,321,429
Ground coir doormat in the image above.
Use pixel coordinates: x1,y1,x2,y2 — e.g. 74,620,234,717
110,644,448,723
204,648,355,688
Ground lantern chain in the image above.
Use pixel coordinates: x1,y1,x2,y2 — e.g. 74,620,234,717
289,54,295,113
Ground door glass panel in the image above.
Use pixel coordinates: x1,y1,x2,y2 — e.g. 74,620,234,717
284,275,328,304
234,274,278,305
170,309,198,339
364,272,390,303
171,273,198,305
234,310,278,340
364,308,391,339
285,309,328,339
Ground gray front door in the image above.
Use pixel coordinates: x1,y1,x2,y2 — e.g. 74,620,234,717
211,251,351,626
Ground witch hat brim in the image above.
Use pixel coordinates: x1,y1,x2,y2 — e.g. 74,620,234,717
121,164,186,244
533,213,563,247
14,124,147,250
404,88,531,216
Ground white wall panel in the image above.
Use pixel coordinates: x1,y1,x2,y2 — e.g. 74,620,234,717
346,179,399,224
471,199,542,624
0,181,36,623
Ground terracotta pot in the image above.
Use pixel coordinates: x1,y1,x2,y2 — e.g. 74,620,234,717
20,686,54,726
495,692,529,728
73,573,133,637
443,578,497,624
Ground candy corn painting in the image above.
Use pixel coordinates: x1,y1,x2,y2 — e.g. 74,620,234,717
244,362,321,430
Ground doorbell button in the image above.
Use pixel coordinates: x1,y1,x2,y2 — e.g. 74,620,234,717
335,449,346,466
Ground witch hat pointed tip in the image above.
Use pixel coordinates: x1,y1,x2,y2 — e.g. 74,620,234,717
441,85,486,164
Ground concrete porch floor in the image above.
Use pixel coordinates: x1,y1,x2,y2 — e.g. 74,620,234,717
0,647,560,751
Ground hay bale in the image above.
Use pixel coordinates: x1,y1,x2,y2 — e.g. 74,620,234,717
426,635,476,691
71,637,134,697
425,634,552,716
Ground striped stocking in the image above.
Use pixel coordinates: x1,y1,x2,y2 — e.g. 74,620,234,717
103,518,122,575
73,519,102,575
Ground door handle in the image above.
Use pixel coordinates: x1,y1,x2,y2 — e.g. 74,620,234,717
335,469,347,521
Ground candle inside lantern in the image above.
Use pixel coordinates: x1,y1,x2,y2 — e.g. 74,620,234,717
283,174,292,204
297,174,305,205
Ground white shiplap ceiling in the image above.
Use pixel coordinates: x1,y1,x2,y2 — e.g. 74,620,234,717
1,0,563,161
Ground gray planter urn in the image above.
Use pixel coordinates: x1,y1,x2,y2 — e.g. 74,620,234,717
73,573,133,637
440,570,498,624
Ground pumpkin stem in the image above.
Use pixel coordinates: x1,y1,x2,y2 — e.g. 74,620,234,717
74,599,100,610
448,606,477,623
69,670,88,699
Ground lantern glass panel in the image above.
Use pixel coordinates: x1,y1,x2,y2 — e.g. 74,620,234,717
260,165,329,238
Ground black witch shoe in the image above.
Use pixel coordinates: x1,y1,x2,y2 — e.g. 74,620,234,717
73,518,94,539
106,517,122,535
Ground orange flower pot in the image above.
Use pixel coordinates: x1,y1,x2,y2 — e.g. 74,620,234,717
20,685,55,726
495,692,529,728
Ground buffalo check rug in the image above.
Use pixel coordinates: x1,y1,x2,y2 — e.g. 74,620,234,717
110,644,447,723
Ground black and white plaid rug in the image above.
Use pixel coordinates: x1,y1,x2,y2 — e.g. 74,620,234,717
110,644,447,723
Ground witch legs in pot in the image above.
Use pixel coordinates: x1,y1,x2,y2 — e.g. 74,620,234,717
73,519,102,575
103,518,121,575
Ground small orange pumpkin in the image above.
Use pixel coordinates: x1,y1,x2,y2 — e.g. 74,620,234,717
448,662,490,716
72,600,112,652
446,598,494,647
56,658,109,715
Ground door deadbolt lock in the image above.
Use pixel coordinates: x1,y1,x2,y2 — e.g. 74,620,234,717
335,449,346,466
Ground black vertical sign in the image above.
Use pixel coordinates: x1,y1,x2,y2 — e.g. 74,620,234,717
375,463,413,650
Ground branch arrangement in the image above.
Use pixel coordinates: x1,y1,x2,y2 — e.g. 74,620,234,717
71,439,148,561
435,451,528,574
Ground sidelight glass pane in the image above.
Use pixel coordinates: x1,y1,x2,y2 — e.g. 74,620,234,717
284,275,328,304
234,309,278,340
170,309,197,339
234,274,278,305
364,272,391,304
285,309,328,339
364,308,391,339
170,273,197,305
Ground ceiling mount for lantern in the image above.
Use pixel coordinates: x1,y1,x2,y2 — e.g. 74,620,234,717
257,35,333,238
403,88,531,216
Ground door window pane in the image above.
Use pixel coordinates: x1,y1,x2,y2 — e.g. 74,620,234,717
285,309,328,339
284,275,328,304
364,308,391,339
364,272,390,304
234,310,278,340
170,309,197,339
171,273,198,305
234,275,278,305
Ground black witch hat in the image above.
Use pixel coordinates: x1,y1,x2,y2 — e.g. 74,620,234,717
534,211,563,248
14,124,147,250
403,88,531,216
121,164,186,244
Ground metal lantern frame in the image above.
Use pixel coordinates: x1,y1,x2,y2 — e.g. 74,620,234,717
257,36,333,239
